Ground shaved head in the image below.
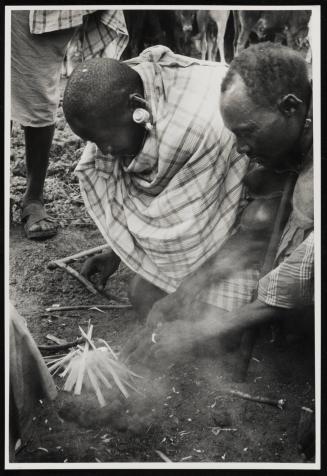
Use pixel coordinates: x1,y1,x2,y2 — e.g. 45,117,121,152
63,58,143,131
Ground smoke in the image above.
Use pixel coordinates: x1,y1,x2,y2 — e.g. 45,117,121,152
57,227,271,434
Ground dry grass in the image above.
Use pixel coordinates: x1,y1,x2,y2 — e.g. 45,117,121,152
44,324,143,407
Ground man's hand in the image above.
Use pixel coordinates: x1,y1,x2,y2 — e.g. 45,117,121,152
150,319,206,360
145,291,192,329
81,250,121,290
124,317,218,365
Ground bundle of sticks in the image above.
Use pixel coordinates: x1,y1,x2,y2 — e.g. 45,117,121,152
44,324,143,407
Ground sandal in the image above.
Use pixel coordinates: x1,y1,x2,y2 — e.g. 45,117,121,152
21,200,58,240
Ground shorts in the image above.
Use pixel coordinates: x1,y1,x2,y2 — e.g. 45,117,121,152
11,10,75,127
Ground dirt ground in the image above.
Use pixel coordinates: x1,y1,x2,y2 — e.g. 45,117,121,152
9,80,316,466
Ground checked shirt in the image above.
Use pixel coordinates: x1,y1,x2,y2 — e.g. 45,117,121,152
29,10,128,59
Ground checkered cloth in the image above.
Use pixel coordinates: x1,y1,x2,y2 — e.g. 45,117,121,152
258,231,314,308
258,154,314,309
76,46,250,295
200,269,260,312
29,10,128,59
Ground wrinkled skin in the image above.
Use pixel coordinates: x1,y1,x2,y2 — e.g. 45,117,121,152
220,73,307,169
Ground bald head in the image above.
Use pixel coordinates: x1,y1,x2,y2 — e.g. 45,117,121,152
63,58,144,133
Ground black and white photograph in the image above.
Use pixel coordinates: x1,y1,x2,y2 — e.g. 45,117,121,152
5,3,321,469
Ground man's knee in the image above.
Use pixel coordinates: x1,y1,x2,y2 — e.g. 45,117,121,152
128,274,167,319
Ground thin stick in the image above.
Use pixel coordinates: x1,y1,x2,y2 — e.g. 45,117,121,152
229,389,286,410
93,365,113,389
47,242,128,302
97,338,119,360
64,363,79,392
78,326,97,350
106,362,129,399
74,326,93,395
38,337,85,353
155,450,173,463
49,261,102,297
58,359,74,378
48,244,109,268
104,356,144,379
48,349,80,373
235,173,297,382
44,353,67,360
45,304,132,312
87,367,106,407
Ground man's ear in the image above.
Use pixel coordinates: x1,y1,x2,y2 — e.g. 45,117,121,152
277,94,303,116
129,93,148,110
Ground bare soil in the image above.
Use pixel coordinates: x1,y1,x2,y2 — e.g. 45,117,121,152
9,79,315,465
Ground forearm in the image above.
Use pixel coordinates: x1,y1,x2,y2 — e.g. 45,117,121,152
197,299,288,339
102,249,121,267
178,232,265,299
178,236,242,298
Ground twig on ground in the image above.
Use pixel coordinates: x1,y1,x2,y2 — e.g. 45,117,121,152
155,450,173,462
45,304,131,312
47,245,109,269
38,337,85,353
49,260,123,301
47,245,128,303
228,389,286,410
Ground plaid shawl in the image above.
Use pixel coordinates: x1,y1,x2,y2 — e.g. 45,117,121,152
29,10,128,59
258,152,314,309
76,46,250,293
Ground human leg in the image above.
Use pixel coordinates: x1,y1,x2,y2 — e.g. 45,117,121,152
21,125,56,238
11,11,74,238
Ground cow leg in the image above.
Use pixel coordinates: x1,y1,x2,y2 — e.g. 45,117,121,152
233,11,240,55
235,30,250,55
207,36,215,61
216,27,226,62
200,33,208,60
216,12,229,63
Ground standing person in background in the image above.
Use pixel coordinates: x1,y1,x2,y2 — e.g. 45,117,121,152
11,9,128,239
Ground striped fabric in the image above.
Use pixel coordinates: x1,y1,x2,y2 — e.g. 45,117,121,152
76,46,250,295
258,153,314,309
201,269,260,312
258,231,314,308
29,10,128,59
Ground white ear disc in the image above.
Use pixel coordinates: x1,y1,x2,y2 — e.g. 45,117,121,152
133,108,153,130
133,108,150,123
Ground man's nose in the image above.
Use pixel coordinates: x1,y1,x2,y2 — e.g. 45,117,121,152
236,138,251,154
98,143,112,155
